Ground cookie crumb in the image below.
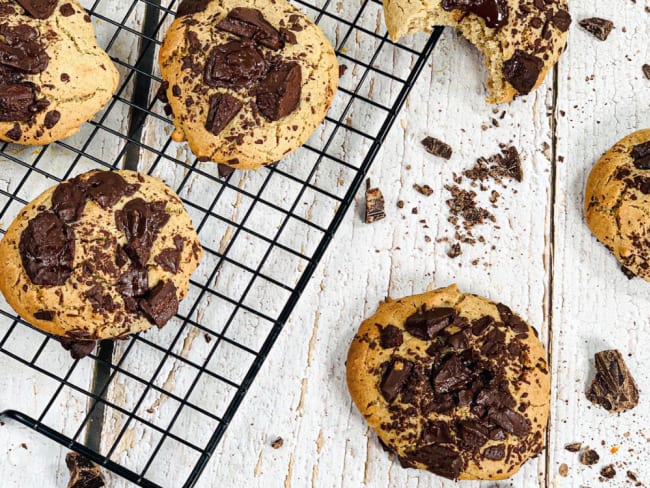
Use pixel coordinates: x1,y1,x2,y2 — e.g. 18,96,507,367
565,442,582,452
600,464,616,479
365,180,386,223
421,136,452,160
579,17,614,41
271,437,284,449
579,447,600,465
558,463,569,477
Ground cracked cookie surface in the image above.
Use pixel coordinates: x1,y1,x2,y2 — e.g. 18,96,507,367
0,0,119,145
0,169,203,340
383,0,570,103
346,284,550,480
158,0,338,169
585,129,650,281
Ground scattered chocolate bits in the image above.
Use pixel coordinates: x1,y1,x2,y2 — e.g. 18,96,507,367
65,452,105,488
564,442,582,452
413,183,433,196
579,447,600,466
365,180,386,223
587,349,639,412
579,17,614,41
421,136,453,160
463,145,523,183
271,437,284,449
643,64,650,81
600,464,616,479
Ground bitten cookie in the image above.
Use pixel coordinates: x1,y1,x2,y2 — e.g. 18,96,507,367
383,0,571,103
585,129,650,281
346,284,550,480
0,0,119,145
0,170,203,341
158,0,338,169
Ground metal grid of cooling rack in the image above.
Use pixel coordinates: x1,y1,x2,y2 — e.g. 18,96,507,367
0,0,442,486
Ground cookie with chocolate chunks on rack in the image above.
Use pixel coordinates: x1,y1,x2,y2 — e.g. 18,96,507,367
585,129,650,282
0,0,119,145
382,0,571,103
0,170,203,347
346,284,550,480
158,0,338,169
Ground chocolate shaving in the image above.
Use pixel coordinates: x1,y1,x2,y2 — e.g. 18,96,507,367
586,349,639,412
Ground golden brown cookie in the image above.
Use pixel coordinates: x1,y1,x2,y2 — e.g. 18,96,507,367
346,284,550,480
585,129,650,281
158,0,338,169
0,0,119,145
383,0,570,103
0,170,203,344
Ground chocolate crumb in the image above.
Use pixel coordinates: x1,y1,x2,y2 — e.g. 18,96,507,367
413,183,433,196
558,463,568,477
579,17,614,41
204,333,212,343
643,64,650,81
217,164,235,179
565,442,582,452
587,349,639,412
627,471,641,485
421,136,452,160
339,64,348,77
271,437,284,449
397,200,404,209
579,447,600,466
20,443,27,449
600,464,616,479
365,180,386,223
66,452,105,488
447,243,462,258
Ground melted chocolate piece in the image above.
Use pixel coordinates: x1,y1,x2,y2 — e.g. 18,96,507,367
502,50,543,95
176,0,211,16
488,407,531,437
83,284,117,313
551,9,571,32
217,8,282,50
154,237,183,274
34,310,54,320
405,307,456,340
60,338,96,360
15,0,57,19
0,24,49,74
115,198,169,266
457,420,489,449
59,3,74,16
44,110,60,129
441,0,508,29
116,265,148,312
139,280,178,327
420,420,453,444
85,172,138,208
379,324,403,349
19,212,74,286
632,141,650,169
380,358,413,402
0,84,37,122
204,41,267,89
433,354,472,394
255,61,301,121
217,164,235,179
52,180,86,222
205,92,242,136
483,444,505,460
407,444,464,480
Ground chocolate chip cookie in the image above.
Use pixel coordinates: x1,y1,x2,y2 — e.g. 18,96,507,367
585,129,650,281
346,284,550,480
0,170,203,342
0,0,119,145
383,0,571,103
158,0,338,169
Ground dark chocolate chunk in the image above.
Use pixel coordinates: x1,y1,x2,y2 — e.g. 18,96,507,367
433,355,472,394
600,464,616,479
405,307,456,340
564,442,582,452
280,28,297,45
0,84,39,122
19,212,74,286
176,0,210,16
632,141,650,169
420,420,453,444
456,420,489,449
5,122,21,141
217,8,282,50
365,184,386,223
579,17,614,41
380,358,413,402
255,61,301,121
65,452,105,487
496,146,522,182
15,0,57,19
154,243,182,274
441,0,508,29
60,338,96,360
586,349,639,412
483,444,505,460
621,265,636,280
421,136,453,160
471,316,493,335
502,50,543,94
83,284,117,313
34,310,54,320
643,64,650,81
205,93,242,136
488,408,531,437
378,324,403,349
406,444,464,480
217,164,235,179
59,3,74,16
52,180,86,223
204,41,267,89
0,24,49,74
44,110,60,129
579,447,599,466
139,280,179,327
85,171,138,209
551,9,572,32
115,199,170,266
116,265,148,309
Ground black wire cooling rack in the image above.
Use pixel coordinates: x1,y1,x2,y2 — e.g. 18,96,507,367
0,0,442,486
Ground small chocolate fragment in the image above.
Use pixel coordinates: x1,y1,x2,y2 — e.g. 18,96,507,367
217,164,236,179
447,243,462,259
139,280,179,327
433,355,471,394
579,18,614,41
631,141,650,170
496,146,522,182
483,444,505,460
405,444,464,480
0,85,38,122
579,447,599,466
280,28,297,45
564,442,582,452
378,324,403,349
420,420,453,444
34,310,54,320
551,9,572,32
421,136,452,160
441,0,508,29
85,171,138,209
502,50,543,94
154,238,183,274
255,62,301,121
44,110,60,129
116,199,169,266
59,3,75,16
586,349,639,412
643,64,650,81
380,358,413,402
621,265,636,280
217,8,282,50
271,437,283,449
176,0,210,16
365,182,386,223
413,183,433,196
15,0,57,19
205,93,242,136
600,464,616,479
60,339,96,360
338,64,348,77
488,408,531,437
405,307,456,340
65,452,105,488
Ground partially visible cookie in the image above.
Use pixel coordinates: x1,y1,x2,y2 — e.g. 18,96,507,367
158,0,338,169
383,0,571,103
585,129,650,281
0,170,203,341
0,1,119,145
346,284,550,480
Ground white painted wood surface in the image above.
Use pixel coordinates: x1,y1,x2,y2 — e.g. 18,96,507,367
0,0,649,486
